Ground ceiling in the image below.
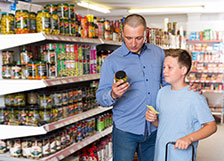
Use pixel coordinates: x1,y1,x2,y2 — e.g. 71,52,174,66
31,0,224,17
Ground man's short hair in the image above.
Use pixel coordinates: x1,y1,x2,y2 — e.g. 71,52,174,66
123,14,146,30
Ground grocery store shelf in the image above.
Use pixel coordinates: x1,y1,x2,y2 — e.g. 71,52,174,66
0,106,112,140
42,126,112,161
0,126,113,161
186,79,223,83
186,40,223,43
202,90,223,93
191,70,223,73
0,73,100,95
0,33,122,50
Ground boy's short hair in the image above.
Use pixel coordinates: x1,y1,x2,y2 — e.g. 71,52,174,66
164,49,192,75
123,14,146,30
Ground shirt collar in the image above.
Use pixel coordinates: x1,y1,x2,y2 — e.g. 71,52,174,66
120,42,150,57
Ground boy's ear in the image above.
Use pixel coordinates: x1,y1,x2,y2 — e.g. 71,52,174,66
181,66,188,75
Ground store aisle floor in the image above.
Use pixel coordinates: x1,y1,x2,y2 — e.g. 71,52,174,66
196,123,224,161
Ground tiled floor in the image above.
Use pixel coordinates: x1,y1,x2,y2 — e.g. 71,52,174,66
196,123,224,161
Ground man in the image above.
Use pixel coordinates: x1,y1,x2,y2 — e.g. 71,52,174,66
96,14,165,161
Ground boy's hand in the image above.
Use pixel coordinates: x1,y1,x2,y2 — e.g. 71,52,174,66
111,80,130,99
175,136,192,150
188,83,202,94
145,109,158,123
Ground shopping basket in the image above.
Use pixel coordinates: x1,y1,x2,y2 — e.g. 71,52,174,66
165,142,195,161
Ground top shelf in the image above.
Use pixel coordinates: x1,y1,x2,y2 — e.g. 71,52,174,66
0,33,122,50
186,40,223,43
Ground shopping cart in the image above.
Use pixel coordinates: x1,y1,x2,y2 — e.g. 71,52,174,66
165,142,195,161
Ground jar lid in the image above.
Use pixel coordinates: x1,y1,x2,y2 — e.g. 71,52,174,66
69,4,75,7
115,70,127,79
52,11,57,14
29,12,37,15
57,3,68,6
16,9,29,13
46,4,57,7
37,10,49,13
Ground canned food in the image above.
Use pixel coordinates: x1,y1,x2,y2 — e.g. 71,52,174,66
15,10,29,34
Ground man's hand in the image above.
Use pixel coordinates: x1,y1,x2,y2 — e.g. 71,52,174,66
188,83,202,94
175,136,192,150
111,79,130,99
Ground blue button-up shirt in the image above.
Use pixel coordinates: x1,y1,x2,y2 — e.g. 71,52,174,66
96,42,167,135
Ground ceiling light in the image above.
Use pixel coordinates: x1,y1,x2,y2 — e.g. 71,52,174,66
77,1,110,13
128,5,205,14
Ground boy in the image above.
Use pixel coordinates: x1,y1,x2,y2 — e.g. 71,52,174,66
145,49,217,161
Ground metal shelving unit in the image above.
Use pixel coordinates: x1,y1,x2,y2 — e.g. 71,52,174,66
0,33,120,160
187,40,224,123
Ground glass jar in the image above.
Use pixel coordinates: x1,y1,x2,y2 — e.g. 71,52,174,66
59,19,65,35
28,61,37,79
4,94,14,107
69,20,76,36
68,4,76,20
36,10,51,34
11,64,22,79
38,92,52,109
20,49,32,65
13,93,26,107
48,64,57,79
57,3,69,19
51,11,60,35
15,10,29,34
2,50,14,65
29,12,37,33
1,12,15,34
45,4,57,14
45,50,56,64
115,70,127,83
64,19,69,36
36,61,47,79
27,92,38,105
21,65,29,79
2,65,12,79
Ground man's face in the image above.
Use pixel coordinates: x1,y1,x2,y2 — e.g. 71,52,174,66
122,24,145,54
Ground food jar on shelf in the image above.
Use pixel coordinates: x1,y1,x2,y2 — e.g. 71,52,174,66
69,20,76,36
36,61,47,79
57,3,69,19
29,12,37,33
15,10,30,34
0,12,15,34
20,49,33,65
45,4,57,14
36,10,51,34
11,64,22,79
2,50,14,65
50,11,60,35
48,64,57,78
2,65,12,79
64,19,69,36
68,4,76,20
38,92,52,109
59,19,65,35
28,61,37,79
21,65,29,79
13,93,26,107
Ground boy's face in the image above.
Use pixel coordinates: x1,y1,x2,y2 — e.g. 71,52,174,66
163,56,187,85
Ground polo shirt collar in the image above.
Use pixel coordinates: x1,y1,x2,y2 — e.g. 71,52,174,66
120,42,150,57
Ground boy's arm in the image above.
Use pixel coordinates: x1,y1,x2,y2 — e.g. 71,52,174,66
175,121,217,150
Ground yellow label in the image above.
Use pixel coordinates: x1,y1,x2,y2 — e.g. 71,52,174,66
146,105,159,114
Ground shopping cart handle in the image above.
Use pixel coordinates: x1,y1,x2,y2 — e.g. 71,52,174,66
165,141,195,161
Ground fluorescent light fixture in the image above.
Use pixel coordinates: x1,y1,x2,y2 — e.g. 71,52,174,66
77,1,110,13
128,5,205,14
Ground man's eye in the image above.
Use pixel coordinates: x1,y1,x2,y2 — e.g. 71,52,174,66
126,37,132,40
136,37,144,40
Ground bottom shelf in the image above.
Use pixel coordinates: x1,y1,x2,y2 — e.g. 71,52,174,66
0,126,113,161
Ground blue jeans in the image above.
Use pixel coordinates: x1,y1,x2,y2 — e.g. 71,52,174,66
112,126,157,161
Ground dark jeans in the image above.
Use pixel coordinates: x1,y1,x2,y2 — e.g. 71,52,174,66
112,126,157,161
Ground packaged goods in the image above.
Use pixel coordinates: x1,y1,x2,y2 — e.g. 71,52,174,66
51,11,60,35
2,50,14,65
36,10,51,34
57,3,69,19
29,12,37,33
1,13,15,34
15,10,29,34
115,70,127,83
